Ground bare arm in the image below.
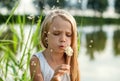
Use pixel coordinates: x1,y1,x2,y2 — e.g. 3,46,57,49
30,56,44,81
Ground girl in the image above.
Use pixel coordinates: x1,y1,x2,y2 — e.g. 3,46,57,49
30,9,80,81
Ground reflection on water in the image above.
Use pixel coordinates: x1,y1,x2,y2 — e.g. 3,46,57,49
113,29,120,56
79,25,120,81
86,28,107,59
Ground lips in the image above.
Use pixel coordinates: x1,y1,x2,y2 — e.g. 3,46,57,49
59,45,65,49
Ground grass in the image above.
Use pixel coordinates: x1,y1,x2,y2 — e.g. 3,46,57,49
0,1,43,81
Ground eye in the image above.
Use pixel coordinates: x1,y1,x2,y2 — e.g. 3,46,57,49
53,31,60,36
66,33,72,37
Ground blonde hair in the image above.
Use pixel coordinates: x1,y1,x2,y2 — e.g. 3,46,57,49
40,9,80,81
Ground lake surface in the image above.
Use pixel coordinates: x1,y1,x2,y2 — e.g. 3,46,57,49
78,25,120,81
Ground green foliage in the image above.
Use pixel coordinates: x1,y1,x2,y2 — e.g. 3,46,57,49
0,0,18,10
33,0,66,10
0,1,43,81
47,0,66,8
33,0,45,10
87,0,108,13
115,0,120,13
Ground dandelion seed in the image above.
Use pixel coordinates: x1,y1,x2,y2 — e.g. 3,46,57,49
57,0,59,3
33,70,36,73
50,49,53,52
89,45,92,48
48,32,50,34
31,61,35,66
33,63,36,66
51,6,55,9
90,40,93,43
27,15,35,20
43,6,45,9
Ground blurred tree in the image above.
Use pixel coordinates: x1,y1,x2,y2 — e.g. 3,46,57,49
33,0,45,11
115,0,120,13
33,0,66,11
87,0,108,16
47,0,66,8
0,0,18,10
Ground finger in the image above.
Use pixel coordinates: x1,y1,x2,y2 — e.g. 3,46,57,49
54,69,69,76
60,64,70,70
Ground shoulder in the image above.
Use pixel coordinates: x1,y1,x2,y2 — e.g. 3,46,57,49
30,51,43,71
30,55,44,81
30,55,39,65
30,51,43,70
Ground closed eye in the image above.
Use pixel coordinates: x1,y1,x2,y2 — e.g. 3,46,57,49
66,33,72,37
53,31,60,36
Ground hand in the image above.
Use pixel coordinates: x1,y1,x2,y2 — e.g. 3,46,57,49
51,64,70,81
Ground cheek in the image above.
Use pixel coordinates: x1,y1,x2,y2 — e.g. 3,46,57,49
47,35,58,44
66,38,72,45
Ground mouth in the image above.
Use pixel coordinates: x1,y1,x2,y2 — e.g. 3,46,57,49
59,45,65,49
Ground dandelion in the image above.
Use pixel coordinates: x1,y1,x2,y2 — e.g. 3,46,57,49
65,46,73,56
65,46,73,65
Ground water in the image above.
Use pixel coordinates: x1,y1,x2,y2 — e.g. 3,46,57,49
78,25,120,81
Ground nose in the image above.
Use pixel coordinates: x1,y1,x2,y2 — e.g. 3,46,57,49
60,34,66,42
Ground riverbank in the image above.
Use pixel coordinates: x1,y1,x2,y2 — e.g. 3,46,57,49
0,14,120,25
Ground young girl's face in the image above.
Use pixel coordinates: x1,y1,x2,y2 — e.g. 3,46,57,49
47,16,72,54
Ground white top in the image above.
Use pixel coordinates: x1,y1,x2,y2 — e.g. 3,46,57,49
34,52,71,81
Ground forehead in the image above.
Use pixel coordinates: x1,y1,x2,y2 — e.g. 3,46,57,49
49,16,72,31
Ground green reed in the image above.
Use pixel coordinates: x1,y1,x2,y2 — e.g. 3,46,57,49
0,1,43,81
